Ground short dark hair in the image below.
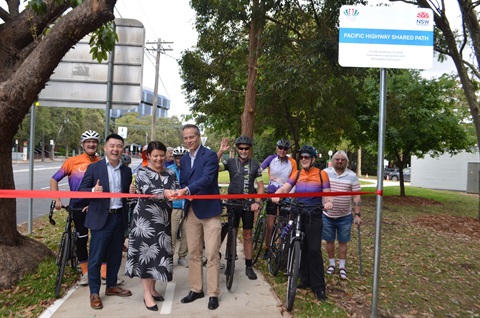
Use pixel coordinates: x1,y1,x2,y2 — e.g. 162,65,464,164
182,124,200,136
105,133,124,144
147,141,167,155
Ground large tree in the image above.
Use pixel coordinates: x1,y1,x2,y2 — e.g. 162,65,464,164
354,69,475,195
394,0,480,157
180,0,365,153
0,0,116,288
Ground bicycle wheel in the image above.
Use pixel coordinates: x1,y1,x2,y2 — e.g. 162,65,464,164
251,217,266,265
55,232,70,298
268,216,286,276
286,240,301,311
225,227,237,290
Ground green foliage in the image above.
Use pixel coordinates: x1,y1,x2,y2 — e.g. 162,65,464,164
350,69,475,193
14,107,105,156
89,21,118,63
114,114,184,148
181,0,366,152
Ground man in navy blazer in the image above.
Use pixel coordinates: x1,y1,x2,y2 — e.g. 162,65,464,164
79,133,133,310
176,124,222,310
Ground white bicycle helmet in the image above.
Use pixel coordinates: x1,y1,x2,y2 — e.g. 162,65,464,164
80,130,100,143
173,146,188,156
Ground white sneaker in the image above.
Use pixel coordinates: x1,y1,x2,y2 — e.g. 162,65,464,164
178,257,189,267
102,277,124,285
78,273,88,286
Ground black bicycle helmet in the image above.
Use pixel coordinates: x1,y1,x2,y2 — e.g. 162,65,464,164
121,153,131,165
298,145,318,158
276,139,291,148
173,146,188,156
235,136,253,146
80,130,100,143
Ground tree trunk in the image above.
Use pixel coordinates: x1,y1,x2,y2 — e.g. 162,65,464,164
241,0,265,140
0,0,117,286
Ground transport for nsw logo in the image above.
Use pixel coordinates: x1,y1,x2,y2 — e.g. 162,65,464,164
343,8,359,17
416,11,431,26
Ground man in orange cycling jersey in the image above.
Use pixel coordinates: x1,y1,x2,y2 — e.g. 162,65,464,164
50,130,101,286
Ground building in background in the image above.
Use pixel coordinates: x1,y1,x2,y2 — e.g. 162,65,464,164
411,148,479,193
111,87,170,119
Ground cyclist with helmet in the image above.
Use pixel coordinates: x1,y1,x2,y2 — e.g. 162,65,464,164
217,136,265,280
167,146,189,267
272,145,334,301
260,139,297,259
50,130,102,286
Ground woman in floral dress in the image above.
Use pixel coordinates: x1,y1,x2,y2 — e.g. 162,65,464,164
125,141,178,311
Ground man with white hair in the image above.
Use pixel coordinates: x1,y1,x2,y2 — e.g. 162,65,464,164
322,150,362,280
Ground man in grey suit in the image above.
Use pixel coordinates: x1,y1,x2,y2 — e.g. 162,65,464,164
176,124,222,310
80,133,133,310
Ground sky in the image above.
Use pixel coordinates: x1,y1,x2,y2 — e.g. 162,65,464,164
114,0,198,118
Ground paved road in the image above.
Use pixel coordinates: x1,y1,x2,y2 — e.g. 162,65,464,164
13,158,143,225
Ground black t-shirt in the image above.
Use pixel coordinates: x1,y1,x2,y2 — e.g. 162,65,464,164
221,158,262,195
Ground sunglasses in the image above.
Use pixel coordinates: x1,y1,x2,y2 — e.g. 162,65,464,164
300,155,311,160
278,146,289,151
237,147,250,151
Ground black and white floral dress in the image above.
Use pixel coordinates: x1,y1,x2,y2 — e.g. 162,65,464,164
125,166,177,281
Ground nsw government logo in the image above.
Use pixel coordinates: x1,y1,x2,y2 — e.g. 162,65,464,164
416,11,430,26
343,8,359,17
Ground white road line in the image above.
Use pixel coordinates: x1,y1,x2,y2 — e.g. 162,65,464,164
160,282,176,315
13,167,61,173
40,183,68,190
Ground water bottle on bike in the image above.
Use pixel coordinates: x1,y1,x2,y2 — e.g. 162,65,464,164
280,220,293,239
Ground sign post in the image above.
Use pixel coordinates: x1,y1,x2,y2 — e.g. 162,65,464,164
338,6,433,317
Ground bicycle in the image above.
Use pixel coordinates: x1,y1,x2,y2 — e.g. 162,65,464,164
278,199,322,311
221,200,251,291
251,199,267,266
48,200,78,298
267,205,291,276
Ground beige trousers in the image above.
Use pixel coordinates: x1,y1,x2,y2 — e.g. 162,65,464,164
185,207,221,297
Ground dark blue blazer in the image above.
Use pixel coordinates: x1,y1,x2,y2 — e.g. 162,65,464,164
79,158,132,230
180,145,222,219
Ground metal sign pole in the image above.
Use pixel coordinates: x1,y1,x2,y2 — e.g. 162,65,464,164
371,68,387,318
27,102,37,234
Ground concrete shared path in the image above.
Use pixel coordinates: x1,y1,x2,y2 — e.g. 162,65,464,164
39,238,290,318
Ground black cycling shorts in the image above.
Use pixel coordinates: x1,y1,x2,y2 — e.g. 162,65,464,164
228,206,254,230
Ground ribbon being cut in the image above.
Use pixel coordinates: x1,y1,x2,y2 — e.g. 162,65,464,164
0,189,379,200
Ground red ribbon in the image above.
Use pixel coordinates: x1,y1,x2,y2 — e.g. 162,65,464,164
0,189,379,200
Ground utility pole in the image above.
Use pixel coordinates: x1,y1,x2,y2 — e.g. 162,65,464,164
145,38,173,141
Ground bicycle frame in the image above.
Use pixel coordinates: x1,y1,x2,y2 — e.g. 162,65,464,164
280,199,321,311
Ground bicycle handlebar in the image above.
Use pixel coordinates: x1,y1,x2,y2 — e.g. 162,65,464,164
277,199,322,214
221,200,251,210
48,200,69,226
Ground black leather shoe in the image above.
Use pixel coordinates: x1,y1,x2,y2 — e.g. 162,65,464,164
153,295,164,302
181,291,205,303
208,296,219,310
144,299,158,311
